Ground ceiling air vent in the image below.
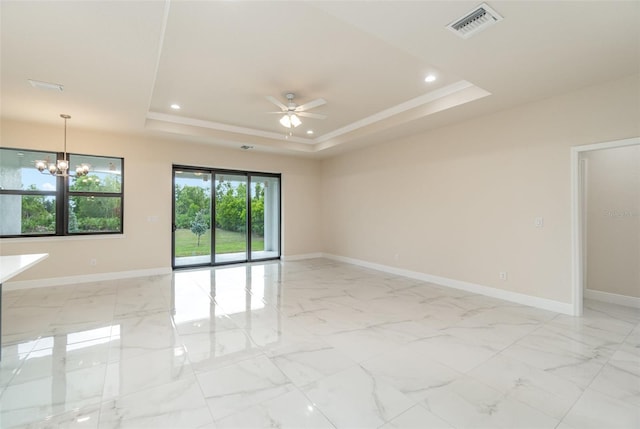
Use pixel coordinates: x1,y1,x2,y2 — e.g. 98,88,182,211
447,3,503,39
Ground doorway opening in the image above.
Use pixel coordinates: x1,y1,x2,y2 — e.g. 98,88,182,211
571,137,639,316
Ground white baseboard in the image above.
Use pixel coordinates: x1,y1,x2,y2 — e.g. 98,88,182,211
3,267,172,291
585,289,640,309
281,252,324,261
4,254,580,316
323,253,575,315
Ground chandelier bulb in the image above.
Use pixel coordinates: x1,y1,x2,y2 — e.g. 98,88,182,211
35,114,91,177
57,159,69,171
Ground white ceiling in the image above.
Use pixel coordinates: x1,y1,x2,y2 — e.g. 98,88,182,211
2,1,639,158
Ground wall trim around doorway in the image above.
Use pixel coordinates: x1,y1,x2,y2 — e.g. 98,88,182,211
570,136,640,316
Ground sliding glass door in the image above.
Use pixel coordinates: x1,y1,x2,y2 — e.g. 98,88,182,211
172,166,280,268
250,175,280,260
214,173,248,264
173,169,212,267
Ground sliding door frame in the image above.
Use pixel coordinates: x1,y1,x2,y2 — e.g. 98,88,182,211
172,164,281,269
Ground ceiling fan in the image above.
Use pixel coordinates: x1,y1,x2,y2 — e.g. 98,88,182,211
266,93,327,128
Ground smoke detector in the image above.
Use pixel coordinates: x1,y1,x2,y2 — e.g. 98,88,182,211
447,3,503,39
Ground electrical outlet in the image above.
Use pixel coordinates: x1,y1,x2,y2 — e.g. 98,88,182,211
499,271,508,281
534,217,544,228
90,258,97,266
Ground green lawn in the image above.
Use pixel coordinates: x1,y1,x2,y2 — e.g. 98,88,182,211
174,228,264,257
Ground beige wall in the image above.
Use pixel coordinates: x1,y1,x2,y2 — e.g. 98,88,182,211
321,74,640,304
2,74,639,305
584,145,640,298
0,120,322,281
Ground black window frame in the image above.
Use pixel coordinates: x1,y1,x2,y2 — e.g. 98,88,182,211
0,147,124,238
172,165,282,269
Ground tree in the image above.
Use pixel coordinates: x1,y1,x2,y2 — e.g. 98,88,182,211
175,184,210,228
21,192,55,233
68,209,78,232
69,174,121,231
251,183,265,236
215,181,247,232
190,209,209,246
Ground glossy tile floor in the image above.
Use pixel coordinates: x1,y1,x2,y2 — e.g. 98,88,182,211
1,258,639,428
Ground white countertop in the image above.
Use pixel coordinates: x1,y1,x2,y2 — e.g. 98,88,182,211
0,253,49,284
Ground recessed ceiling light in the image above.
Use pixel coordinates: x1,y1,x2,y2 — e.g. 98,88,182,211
306,130,314,135
170,104,181,110
424,74,437,83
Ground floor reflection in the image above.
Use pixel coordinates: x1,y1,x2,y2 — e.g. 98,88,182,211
1,259,639,428
172,262,282,362
0,263,283,426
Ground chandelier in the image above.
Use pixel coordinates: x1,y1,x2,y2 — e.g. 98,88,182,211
35,114,89,177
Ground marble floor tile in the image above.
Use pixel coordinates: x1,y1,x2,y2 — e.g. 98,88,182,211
303,364,414,428
361,344,463,402
18,403,102,428
378,404,454,429
180,328,259,371
102,346,193,400
583,299,640,324
625,323,640,352
99,377,214,428
394,333,500,373
196,353,294,421
108,312,181,362
544,312,635,345
440,306,550,350
52,295,117,328
2,305,61,345
500,325,613,388
322,323,419,363
559,388,640,429
2,290,25,309
0,364,106,428
1,259,638,428
214,388,335,429
588,347,640,407
11,340,110,386
0,344,30,391
419,376,559,429
467,353,583,419
271,341,356,387
13,286,71,308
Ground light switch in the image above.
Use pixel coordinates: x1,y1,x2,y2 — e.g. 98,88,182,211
534,217,544,228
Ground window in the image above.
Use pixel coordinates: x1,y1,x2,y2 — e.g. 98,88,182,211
67,154,123,234
0,147,124,237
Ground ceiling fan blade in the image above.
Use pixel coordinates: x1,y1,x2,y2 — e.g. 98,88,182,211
266,111,286,114
265,96,287,111
296,111,327,120
296,98,326,112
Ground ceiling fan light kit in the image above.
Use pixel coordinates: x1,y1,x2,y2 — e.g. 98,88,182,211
266,92,327,131
279,112,301,128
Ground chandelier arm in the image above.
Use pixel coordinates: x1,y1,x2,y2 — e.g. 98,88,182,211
34,114,89,177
